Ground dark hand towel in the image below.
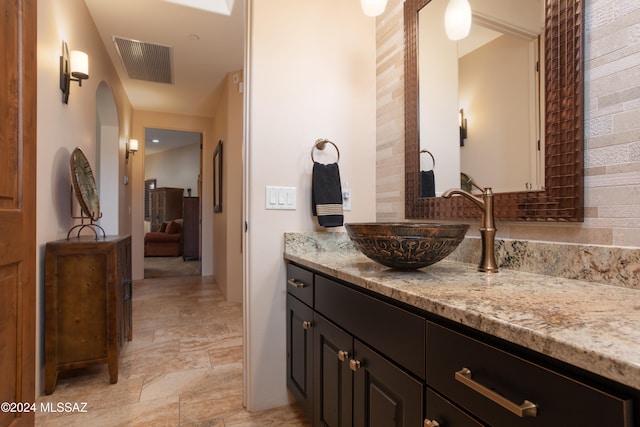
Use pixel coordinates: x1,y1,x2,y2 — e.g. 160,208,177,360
420,170,436,197
312,162,344,227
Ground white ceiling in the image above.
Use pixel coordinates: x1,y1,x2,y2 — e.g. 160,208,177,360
83,0,244,118
144,128,201,155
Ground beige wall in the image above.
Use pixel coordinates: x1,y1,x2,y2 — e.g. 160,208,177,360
36,0,134,393
245,0,377,411
131,111,214,279
212,70,244,303
145,143,201,197
377,0,640,247
459,34,538,193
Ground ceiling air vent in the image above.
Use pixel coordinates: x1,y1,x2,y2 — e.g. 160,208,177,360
113,36,173,84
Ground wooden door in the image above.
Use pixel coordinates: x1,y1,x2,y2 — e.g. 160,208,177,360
0,1,37,426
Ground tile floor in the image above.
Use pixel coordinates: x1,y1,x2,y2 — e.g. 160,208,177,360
36,275,310,426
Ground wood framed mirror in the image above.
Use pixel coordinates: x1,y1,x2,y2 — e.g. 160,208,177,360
404,0,584,221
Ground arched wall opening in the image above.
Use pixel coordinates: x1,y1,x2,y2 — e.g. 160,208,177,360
95,82,120,234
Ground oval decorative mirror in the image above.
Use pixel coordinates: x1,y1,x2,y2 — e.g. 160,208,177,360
68,147,104,239
404,0,584,221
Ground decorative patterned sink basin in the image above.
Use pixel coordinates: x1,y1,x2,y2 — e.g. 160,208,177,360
345,222,469,270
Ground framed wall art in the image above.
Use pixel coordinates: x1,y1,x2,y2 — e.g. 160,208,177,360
213,140,222,213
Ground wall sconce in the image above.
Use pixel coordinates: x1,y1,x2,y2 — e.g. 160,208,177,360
445,0,472,40
361,0,387,17
459,108,468,146
60,41,89,104
126,139,139,163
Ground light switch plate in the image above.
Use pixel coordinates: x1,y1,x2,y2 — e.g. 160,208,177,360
265,186,296,210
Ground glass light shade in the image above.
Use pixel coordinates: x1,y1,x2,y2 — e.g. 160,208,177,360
129,139,139,152
70,50,89,79
361,0,387,17
445,0,472,41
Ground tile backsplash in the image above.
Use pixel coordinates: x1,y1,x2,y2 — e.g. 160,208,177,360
451,238,640,290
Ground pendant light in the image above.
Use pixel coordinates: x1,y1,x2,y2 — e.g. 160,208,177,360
445,0,472,40
361,0,387,17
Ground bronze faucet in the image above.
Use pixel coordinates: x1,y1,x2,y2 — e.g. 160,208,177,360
442,187,499,273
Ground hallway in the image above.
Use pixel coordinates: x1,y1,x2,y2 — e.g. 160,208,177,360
36,276,309,426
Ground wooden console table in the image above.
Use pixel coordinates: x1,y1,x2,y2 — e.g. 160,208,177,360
44,235,132,394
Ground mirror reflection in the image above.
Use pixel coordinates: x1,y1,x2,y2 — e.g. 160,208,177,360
418,0,544,196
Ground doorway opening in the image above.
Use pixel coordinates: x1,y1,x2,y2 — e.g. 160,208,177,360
143,128,203,278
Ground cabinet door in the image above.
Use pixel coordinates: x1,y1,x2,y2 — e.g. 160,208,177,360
426,388,485,427
286,294,314,419
314,314,353,427
353,340,423,427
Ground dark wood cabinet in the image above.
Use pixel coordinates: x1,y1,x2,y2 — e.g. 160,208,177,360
352,339,423,427
314,275,425,380
287,264,424,427
286,263,316,420
312,311,424,427
426,388,486,427
426,322,634,427
44,235,132,394
313,313,353,426
149,187,183,232
182,196,200,260
286,261,638,427
287,293,314,420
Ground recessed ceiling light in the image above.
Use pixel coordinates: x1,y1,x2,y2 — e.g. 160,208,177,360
152,139,160,143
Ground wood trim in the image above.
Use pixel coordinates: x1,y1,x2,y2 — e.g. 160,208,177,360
0,1,37,426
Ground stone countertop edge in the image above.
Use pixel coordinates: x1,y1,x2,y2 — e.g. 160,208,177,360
283,233,640,391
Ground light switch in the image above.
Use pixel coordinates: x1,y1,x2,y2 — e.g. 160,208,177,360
265,186,296,210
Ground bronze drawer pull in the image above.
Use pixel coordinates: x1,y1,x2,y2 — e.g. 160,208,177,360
303,321,312,330
337,350,350,362
287,278,307,289
455,368,538,418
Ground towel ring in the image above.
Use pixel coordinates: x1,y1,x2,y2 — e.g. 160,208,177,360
420,149,435,171
311,138,340,163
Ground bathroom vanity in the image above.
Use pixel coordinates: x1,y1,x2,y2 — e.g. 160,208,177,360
284,233,640,426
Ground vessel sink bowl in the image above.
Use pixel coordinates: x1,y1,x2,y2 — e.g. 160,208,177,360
345,222,469,270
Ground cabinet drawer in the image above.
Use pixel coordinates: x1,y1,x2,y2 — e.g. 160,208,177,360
426,387,485,427
426,322,633,427
315,275,425,379
286,263,314,306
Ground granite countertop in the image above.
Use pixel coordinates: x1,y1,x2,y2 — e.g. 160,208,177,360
284,232,640,390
